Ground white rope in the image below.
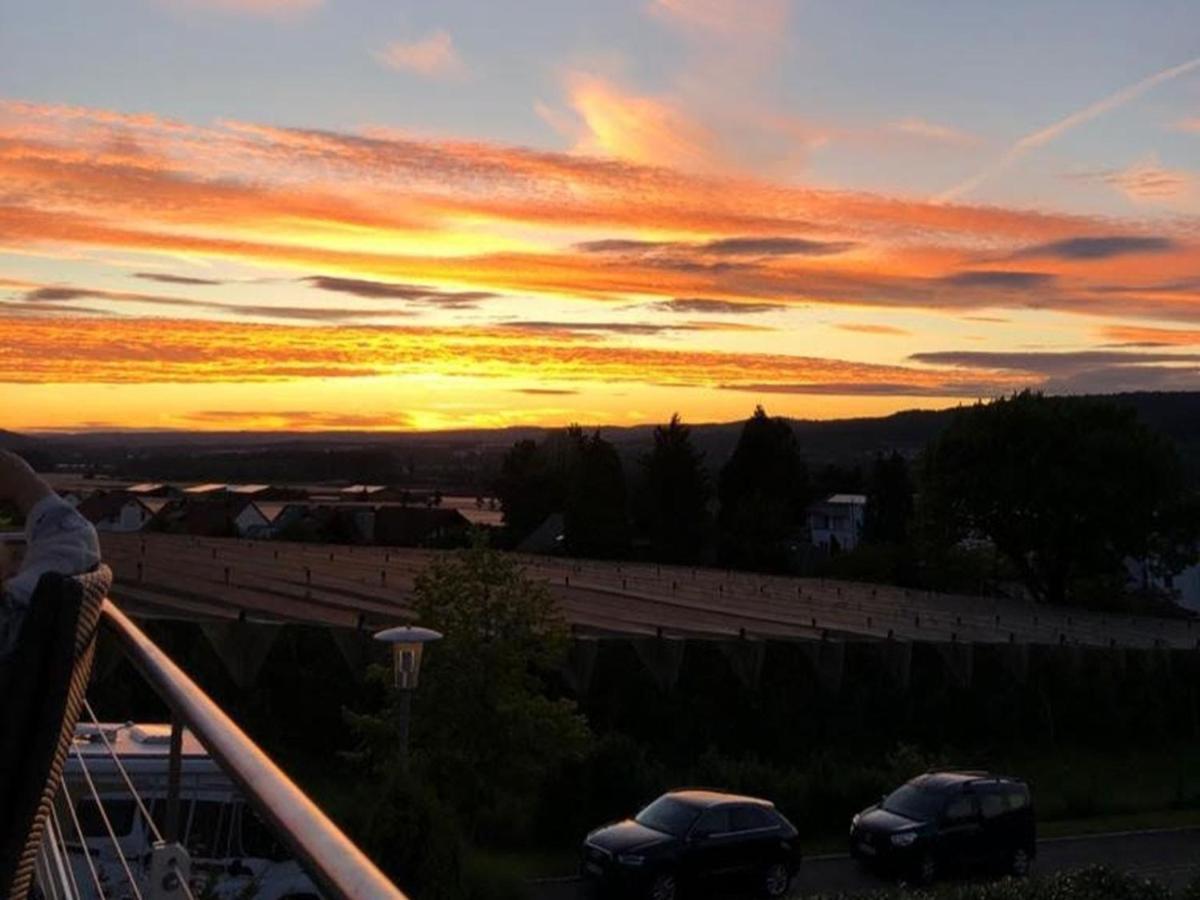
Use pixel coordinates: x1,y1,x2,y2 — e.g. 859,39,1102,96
70,743,144,900
35,836,58,900
60,782,106,900
77,705,197,900
49,805,84,900
79,705,164,843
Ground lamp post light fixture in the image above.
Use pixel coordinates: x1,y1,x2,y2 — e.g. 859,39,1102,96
373,625,442,767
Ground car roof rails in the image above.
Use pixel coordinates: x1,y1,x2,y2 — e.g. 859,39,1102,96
927,767,991,776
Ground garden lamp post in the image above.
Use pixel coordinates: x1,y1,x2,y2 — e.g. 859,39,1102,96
373,625,442,767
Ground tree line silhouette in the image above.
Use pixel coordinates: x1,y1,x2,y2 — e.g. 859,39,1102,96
495,392,1200,610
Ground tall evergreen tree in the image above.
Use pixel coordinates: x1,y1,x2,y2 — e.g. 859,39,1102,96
494,438,562,537
717,406,809,570
642,414,712,564
564,429,630,558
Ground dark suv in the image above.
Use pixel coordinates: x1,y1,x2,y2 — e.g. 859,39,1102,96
581,790,802,900
849,772,1035,884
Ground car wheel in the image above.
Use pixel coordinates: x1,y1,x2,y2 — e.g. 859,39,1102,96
1009,847,1032,878
648,871,678,900
761,860,791,897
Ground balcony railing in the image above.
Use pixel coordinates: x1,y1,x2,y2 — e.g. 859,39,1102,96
36,598,409,900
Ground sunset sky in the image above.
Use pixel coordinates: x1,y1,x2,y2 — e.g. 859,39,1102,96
2,0,1199,432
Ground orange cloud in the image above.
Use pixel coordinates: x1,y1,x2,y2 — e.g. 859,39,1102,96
564,73,725,171
178,410,416,429
1,99,1198,324
0,314,1029,396
1101,325,1200,347
376,30,466,79
1067,156,1197,205
835,323,911,336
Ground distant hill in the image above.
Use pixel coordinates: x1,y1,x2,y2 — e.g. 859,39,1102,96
0,429,34,450
18,391,1200,487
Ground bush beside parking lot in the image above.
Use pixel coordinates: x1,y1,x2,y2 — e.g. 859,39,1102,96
808,868,1200,900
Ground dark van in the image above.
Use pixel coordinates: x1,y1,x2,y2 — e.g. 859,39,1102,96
849,772,1035,884
581,790,802,900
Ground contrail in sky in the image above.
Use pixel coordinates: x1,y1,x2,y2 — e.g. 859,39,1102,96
936,54,1200,203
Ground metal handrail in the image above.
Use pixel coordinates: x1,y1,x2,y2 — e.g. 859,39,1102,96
98,599,410,900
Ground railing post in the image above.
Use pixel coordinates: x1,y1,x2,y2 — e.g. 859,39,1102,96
165,715,183,842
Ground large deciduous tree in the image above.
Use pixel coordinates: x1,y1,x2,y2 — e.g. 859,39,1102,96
920,391,1197,605
347,538,590,852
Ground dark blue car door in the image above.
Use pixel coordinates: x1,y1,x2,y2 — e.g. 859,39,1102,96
687,806,739,880
938,792,984,866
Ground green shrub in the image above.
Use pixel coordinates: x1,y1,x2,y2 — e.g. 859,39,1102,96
809,867,1175,900
461,852,532,900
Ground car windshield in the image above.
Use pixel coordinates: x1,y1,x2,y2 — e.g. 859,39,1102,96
881,784,945,821
635,796,700,837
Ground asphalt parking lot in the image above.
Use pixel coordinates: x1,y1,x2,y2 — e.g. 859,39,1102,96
531,827,1200,899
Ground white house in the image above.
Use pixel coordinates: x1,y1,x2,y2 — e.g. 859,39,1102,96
806,493,867,553
1127,555,1200,614
77,493,167,533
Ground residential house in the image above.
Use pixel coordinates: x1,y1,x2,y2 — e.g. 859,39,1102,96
517,512,566,555
272,503,375,544
806,493,867,553
183,483,230,498
227,484,310,501
374,506,469,547
150,498,270,538
1127,554,1200,613
77,492,169,533
126,483,183,498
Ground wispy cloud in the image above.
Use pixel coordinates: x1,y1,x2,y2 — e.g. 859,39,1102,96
560,72,725,171
179,409,414,430
938,55,1200,201
835,323,911,336
134,272,225,286
1100,325,1200,347
495,319,773,337
18,283,417,322
909,349,1200,373
375,30,466,79
646,0,789,38
161,0,321,18
909,348,1200,394
704,236,856,256
1011,235,1177,260
650,297,786,314
2,99,1198,326
576,235,855,258
718,381,1000,397
941,270,1056,289
0,313,1028,396
888,117,981,148
1066,155,1197,204
303,275,496,308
